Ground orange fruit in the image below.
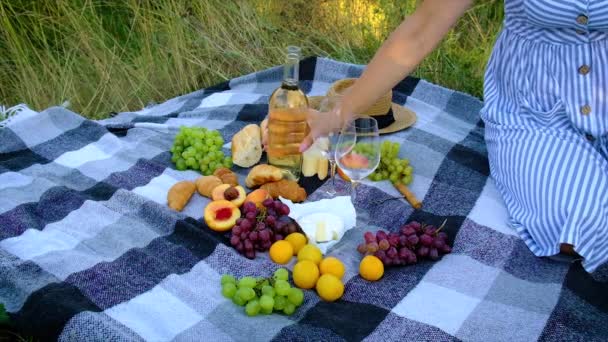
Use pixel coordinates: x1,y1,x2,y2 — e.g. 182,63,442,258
292,260,320,289
285,233,307,255
297,244,323,265
269,240,294,265
316,274,344,302
319,257,345,279
359,255,384,281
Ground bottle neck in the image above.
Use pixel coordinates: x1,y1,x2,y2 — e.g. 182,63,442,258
282,54,299,88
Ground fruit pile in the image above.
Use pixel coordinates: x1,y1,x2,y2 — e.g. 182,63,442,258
230,199,301,259
220,268,305,316
357,220,452,266
369,141,414,185
170,126,232,174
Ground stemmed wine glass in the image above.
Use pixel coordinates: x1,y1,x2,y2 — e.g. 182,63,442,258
318,96,343,196
335,116,380,204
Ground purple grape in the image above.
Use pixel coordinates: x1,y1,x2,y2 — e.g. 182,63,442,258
401,226,416,236
273,200,282,208
243,202,256,213
245,212,256,220
388,234,400,247
240,232,248,240
407,234,419,247
398,247,410,259
442,244,452,254
425,226,437,235
256,222,266,231
357,243,367,254
249,231,258,241
286,225,297,235
232,226,242,236
262,198,274,208
259,229,270,242
265,215,276,226
433,238,445,249
275,234,284,241
416,246,429,257
429,248,439,261
230,236,240,246
263,241,272,249
420,234,433,247
399,235,409,247
236,242,244,253
376,230,388,241
244,239,253,251
374,250,387,260
236,218,243,225
378,239,390,251
408,253,417,265
384,258,393,266
280,204,290,216
437,232,448,241
245,250,255,259
364,232,376,244
387,246,398,259
409,221,421,230
367,242,379,253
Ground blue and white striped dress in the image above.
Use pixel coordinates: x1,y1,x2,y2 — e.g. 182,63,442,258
481,0,608,272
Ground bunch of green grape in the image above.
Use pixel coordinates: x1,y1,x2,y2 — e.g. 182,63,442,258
170,126,232,175
220,268,305,317
369,140,414,185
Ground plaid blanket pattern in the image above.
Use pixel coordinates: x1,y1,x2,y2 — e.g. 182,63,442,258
0,57,606,341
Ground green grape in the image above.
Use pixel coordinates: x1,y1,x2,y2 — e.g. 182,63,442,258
208,162,217,173
176,159,187,171
232,293,246,306
171,155,179,163
241,287,256,302
273,296,287,311
245,300,261,316
392,159,401,167
200,145,209,153
238,276,257,288
274,280,290,296
222,283,237,299
262,285,275,297
174,145,183,153
202,156,211,165
405,166,413,176
274,268,289,281
404,175,413,185
205,138,214,147
259,295,275,311
396,165,404,173
224,159,233,168
214,136,224,146
388,165,395,172
221,274,236,285
287,288,304,306
260,306,273,315
194,142,204,150
402,159,410,167
187,157,196,167
283,303,296,315
389,174,398,183
381,170,389,178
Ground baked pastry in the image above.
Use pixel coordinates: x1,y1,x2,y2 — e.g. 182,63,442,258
167,181,196,211
260,180,307,203
195,176,223,198
213,167,239,186
245,164,283,188
231,124,262,167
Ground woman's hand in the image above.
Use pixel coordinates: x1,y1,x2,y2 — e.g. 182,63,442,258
299,107,344,152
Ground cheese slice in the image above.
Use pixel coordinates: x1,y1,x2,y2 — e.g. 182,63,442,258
298,212,344,244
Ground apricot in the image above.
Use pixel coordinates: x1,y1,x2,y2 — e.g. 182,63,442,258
211,184,246,207
204,200,240,232
244,189,271,208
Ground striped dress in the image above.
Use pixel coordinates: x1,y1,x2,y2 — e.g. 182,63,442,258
481,0,608,272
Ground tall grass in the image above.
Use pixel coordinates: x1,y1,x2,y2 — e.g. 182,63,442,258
0,0,503,119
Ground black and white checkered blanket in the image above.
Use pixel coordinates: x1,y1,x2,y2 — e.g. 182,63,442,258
1,57,606,341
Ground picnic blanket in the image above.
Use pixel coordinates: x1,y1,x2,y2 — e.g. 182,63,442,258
1,57,607,342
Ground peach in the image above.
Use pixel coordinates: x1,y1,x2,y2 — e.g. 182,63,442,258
244,189,271,208
204,200,240,232
340,153,369,169
212,184,246,207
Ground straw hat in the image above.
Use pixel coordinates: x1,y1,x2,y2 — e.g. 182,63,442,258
308,78,416,134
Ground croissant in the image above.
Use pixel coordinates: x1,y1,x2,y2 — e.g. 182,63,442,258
245,164,283,188
167,181,196,211
213,167,239,186
260,180,307,203
195,176,223,198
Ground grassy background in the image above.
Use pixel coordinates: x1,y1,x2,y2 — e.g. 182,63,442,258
0,0,503,119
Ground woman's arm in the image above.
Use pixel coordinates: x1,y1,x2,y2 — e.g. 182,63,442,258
300,0,473,151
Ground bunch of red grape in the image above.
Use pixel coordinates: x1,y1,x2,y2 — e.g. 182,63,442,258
357,220,452,266
230,199,300,259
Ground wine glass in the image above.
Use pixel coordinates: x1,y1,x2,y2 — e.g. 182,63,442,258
335,116,380,204
318,96,343,196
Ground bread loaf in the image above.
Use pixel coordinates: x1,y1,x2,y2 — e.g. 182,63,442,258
260,180,307,203
246,164,283,188
231,124,262,168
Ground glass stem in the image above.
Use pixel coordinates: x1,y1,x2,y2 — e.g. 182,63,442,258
351,180,359,204
329,160,337,194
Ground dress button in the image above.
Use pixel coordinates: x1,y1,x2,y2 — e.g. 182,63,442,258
576,15,589,25
585,133,595,142
580,105,592,115
578,65,590,75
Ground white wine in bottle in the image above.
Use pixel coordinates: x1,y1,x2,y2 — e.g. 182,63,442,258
267,46,310,181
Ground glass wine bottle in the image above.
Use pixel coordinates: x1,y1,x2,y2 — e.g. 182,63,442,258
267,46,310,181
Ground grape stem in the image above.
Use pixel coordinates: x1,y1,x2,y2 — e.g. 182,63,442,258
435,219,448,234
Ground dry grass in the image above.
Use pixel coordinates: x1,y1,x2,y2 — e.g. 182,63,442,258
0,0,502,119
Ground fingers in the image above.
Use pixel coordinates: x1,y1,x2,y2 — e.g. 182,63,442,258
299,133,314,152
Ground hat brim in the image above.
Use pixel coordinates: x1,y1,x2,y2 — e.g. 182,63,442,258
308,96,416,135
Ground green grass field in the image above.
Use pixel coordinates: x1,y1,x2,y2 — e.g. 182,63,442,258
0,0,503,119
